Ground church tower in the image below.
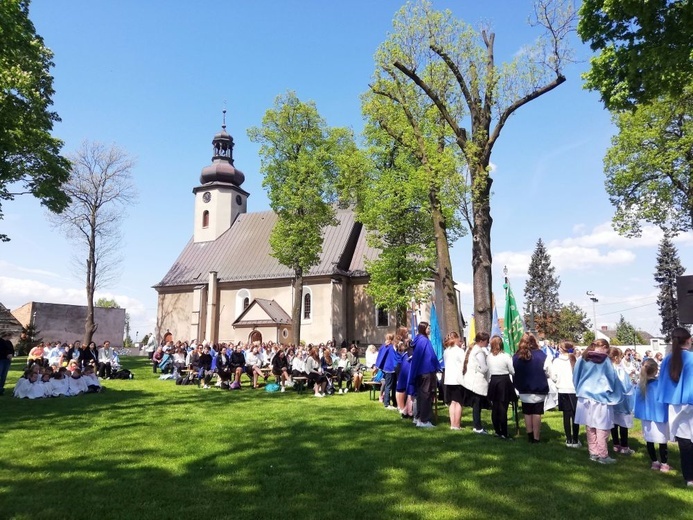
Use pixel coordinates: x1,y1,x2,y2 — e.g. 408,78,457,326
192,110,249,242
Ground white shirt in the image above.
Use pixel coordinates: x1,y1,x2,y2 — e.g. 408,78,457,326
487,352,514,376
551,354,576,393
443,345,465,385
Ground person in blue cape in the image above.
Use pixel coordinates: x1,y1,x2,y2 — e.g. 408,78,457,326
407,321,441,428
635,359,670,472
656,327,693,486
573,339,624,464
376,333,402,410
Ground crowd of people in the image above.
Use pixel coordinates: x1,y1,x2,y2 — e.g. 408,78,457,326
364,322,693,488
3,338,121,399
4,324,693,488
13,362,103,399
150,338,368,395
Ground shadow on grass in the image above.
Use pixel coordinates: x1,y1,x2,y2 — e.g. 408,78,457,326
2,359,692,519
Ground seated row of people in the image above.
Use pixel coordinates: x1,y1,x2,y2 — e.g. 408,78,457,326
13,364,102,399
28,340,119,378
157,340,367,394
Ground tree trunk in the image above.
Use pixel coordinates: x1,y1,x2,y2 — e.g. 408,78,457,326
430,191,462,336
83,218,98,346
291,267,303,346
471,163,493,334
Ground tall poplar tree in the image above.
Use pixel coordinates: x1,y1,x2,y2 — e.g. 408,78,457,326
654,235,686,341
248,91,359,346
366,0,576,333
524,238,561,339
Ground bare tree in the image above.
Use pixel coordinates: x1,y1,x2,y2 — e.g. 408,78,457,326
50,141,136,346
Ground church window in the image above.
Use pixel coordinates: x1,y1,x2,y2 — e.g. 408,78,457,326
377,307,389,327
303,293,312,320
202,210,209,228
236,289,251,319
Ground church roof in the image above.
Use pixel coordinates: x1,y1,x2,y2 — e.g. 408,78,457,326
0,303,23,337
156,207,374,288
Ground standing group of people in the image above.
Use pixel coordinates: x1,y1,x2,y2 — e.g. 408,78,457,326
373,322,693,488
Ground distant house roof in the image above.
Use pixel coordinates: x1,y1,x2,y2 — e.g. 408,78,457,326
233,298,292,328
0,303,23,337
599,328,654,345
156,207,376,288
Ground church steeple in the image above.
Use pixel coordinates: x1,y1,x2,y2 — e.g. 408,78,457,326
200,109,245,186
192,110,250,243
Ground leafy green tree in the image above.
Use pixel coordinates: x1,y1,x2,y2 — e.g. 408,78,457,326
49,141,136,347
524,239,561,340
615,314,643,345
0,0,71,241
582,330,595,345
554,302,590,343
604,90,692,236
654,235,686,341
248,91,357,346
346,100,442,327
95,297,120,308
368,0,576,333
578,0,693,110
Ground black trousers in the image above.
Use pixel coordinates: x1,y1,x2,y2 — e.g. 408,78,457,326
646,442,668,464
491,400,509,437
97,362,112,379
676,437,693,482
470,394,483,430
611,426,629,447
416,372,436,424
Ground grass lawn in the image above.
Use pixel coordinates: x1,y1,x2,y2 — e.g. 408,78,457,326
1,357,692,520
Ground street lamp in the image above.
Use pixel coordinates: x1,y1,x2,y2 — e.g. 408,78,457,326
586,291,598,338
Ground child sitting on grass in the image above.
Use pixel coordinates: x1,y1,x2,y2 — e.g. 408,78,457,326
67,368,88,396
51,369,70,397
82,366,103,393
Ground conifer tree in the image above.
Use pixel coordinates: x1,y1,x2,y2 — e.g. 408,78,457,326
654,235,686,341
524,238,561,339
615,314,643,345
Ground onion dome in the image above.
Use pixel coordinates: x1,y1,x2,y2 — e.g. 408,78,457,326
200,109,245,186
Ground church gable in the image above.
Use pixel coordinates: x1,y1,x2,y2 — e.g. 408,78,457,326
233,298,291,328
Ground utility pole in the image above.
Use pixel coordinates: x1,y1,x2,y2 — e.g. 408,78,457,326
586,291,598,338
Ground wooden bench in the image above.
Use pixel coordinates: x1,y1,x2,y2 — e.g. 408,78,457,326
292,376,308,394
362,380,382,401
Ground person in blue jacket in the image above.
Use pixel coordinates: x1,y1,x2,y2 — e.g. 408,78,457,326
376,333,402,410
656,327,693,486
408,321,441,428
635,359,670,472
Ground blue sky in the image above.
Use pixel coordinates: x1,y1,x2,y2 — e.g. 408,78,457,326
2,0,690,342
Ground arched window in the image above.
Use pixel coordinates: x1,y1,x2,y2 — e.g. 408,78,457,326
236,289,251,318
303,293,312,320
376,307,389,327
202,210,209,228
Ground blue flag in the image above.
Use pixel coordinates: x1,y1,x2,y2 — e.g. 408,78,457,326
430,303,443,363
410,309,418,340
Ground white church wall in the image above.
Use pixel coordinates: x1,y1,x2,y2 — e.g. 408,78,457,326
157,292,193,343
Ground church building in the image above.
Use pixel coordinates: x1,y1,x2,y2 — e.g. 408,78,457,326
154,116,434,346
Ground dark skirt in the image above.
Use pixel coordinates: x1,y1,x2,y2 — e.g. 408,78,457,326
558,392,577,413
487,374,518,404
462,386,491,409
444,384,465,405
521,400,545,415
